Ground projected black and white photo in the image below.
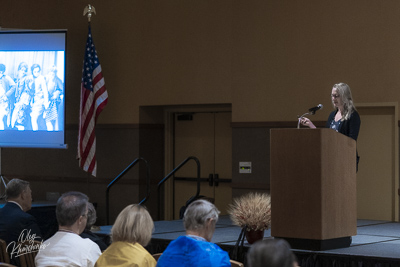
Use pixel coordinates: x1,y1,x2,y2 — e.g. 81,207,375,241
0,30,67,148
0,52,64,131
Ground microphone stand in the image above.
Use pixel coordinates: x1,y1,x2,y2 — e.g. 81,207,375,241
297,111,315,129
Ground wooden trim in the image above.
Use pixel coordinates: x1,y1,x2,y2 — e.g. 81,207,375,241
4,175,163,185
231,121,326,128
66,123,164,130
231,182,270,190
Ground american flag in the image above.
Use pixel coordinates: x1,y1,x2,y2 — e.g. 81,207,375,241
77,25,108,177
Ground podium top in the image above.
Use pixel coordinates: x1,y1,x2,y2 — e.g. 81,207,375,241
271,128,356,145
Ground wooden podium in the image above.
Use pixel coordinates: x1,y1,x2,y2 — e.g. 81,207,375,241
270,128,357,250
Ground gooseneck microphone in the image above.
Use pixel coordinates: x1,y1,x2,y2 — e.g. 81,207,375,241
308,104,323,114
297,104,324,129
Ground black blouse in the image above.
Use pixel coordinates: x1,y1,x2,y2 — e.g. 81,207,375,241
325,109,361,171
325,110,361,141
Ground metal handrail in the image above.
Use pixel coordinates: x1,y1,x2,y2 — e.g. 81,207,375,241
157,156,201,220
106,157,150,224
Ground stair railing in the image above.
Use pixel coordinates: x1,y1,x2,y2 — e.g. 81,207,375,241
106,157,150,224
157,156,200,220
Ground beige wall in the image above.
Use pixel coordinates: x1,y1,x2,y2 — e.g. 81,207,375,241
1,1,400,222
3,1,400,124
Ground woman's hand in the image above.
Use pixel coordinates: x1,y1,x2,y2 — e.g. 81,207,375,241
300,117,316,128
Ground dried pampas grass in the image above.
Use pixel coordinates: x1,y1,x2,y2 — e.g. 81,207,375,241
228,192,271,231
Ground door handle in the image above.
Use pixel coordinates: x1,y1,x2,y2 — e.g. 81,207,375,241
208,174,214,187
214,173,219,187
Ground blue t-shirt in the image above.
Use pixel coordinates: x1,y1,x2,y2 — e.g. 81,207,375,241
157,235,231,267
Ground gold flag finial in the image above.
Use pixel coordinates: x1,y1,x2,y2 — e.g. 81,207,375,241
83,4,96,22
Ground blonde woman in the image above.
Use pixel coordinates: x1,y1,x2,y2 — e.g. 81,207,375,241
95,204,156,267
300,83,361,170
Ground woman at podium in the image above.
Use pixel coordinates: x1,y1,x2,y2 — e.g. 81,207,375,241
300,83,361,169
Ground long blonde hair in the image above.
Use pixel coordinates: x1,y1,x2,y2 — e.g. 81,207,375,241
332,83,357,120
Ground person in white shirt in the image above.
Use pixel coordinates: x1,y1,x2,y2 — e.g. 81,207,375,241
35,191,101,267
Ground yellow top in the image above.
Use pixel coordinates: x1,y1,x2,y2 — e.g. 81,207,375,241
95,241,156,267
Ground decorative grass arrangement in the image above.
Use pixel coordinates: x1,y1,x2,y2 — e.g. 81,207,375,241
228,192,271,231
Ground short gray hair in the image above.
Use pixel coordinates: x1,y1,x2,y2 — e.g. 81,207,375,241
247,239,297,267
86,202,97,230
6,179,30,200
56,191,88,227
183,199,220,231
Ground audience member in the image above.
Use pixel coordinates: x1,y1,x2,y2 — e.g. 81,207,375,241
95,204,156,267
247,239,298,267
80,202,108,251
0,178,42,265
157,199,230,267
35,191,101,267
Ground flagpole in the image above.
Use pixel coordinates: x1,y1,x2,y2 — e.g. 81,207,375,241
78,4,108,177
83,4,96,22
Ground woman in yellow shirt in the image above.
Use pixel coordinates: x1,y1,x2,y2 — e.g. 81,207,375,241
95,204,156,267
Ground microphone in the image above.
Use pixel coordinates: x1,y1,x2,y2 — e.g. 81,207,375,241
297,104,324,128
308,104,323,114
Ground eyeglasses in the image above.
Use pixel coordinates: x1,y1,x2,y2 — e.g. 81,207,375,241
331,94,340,99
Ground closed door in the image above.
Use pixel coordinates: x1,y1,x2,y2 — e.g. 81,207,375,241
173,112,232,219
356,104,398,221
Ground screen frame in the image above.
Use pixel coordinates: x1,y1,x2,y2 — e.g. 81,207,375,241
0,29,68,149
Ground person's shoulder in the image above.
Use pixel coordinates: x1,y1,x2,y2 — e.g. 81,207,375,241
205,241,229,256
162,236,196,253
80,229,96,239
3,202,19,208
171,235,191,244
79,234,98,245
1,202,25,216
67,233,101,257
350,110,361,121
83,236,102,253
352,110,360,117
193,241,230,266
20,212,37,224
184,236,226,254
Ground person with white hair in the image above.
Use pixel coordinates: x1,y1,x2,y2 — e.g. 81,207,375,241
247,239,298,267
80,202,108,251
157,199,230,267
